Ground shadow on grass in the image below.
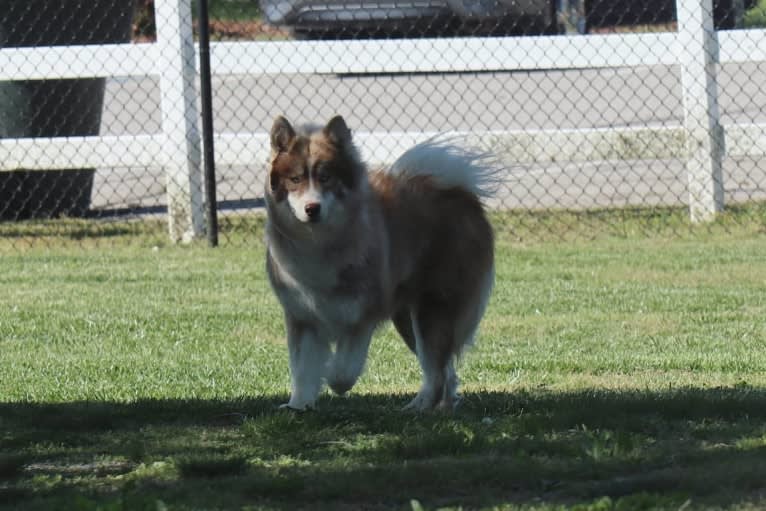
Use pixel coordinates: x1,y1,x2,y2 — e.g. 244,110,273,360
2,387,766,510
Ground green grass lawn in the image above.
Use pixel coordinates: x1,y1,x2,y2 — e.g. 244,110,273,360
745,0,766,28
1,210,766,510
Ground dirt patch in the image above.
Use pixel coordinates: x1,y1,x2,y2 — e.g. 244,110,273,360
589,22,677,33
133,20,290,42
208,19,290,40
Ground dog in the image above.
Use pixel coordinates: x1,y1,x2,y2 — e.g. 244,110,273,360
265,115,497,411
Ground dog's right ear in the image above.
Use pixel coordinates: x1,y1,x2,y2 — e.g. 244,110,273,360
323,115,351,147
270,116,295,153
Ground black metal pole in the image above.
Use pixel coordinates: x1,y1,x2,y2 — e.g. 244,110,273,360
198,0,218,247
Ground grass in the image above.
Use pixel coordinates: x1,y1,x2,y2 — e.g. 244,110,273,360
1,208,766,509
745,0,766,28
202,0,262,22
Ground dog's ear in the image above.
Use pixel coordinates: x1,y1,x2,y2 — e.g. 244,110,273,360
323,115,351,147
270,116,295,153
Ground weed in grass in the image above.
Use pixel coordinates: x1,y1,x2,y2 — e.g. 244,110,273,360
576,426,645,463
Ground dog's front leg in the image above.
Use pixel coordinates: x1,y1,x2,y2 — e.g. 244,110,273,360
326,324,375,396
282,317,329,411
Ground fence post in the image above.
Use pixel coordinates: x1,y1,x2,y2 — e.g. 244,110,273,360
677,0,725,222
155,0,205,242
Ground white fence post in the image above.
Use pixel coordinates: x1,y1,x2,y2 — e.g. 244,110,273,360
155,0,205,242
677,0,725,222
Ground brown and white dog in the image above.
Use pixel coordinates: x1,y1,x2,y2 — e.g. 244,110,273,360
265,115,496,411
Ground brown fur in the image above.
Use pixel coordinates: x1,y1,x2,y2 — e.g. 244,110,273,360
371,170,493,342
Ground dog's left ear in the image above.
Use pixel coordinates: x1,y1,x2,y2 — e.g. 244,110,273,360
323,115,352,147
270,115,296,153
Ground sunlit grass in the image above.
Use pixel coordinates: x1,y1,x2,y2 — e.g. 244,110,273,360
1,206,765,509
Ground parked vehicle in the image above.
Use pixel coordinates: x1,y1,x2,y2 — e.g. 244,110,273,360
261,0,756,39
258,0,561,39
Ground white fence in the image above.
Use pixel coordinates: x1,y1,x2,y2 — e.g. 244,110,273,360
1,0,765,240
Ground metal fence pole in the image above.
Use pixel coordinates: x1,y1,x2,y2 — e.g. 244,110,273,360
155,0,205,242
677,0,725,222
198,0,219,247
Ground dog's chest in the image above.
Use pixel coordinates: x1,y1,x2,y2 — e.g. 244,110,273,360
268,250,381,328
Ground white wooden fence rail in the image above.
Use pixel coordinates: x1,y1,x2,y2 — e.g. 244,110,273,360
0,0,765,240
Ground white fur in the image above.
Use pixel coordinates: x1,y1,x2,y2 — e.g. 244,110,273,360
440,360,459,410
268,246,365,328
284,327,330,410
403,308,436,411
462,264,495,349
389,137,502,198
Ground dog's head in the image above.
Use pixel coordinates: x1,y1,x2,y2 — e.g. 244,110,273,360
266,115,364,230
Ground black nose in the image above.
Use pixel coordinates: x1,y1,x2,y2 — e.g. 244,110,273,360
305,203,321,220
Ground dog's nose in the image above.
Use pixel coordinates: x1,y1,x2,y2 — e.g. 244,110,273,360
304,202,321,220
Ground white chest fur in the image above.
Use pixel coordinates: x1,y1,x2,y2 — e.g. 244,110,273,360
268,246,371,330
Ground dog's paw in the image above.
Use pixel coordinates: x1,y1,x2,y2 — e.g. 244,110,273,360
327,379,354,396
402,392,438,412
325,360,361,397
403,385,461,412
278,401,315,412
436,394,462,413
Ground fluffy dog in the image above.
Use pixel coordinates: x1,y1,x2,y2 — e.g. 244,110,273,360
265,115,496,411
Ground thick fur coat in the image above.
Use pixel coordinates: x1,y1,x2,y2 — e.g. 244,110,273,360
265,115,496,411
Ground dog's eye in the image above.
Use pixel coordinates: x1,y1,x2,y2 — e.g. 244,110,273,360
317,173,330,184
290,176,302,184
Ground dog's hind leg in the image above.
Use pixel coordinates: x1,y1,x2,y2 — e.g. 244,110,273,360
439,263,495,410
326,324,375,396
439,358,460,410
282,317,329,411
404,264,494,411
403,302,455,411
392,306,416,354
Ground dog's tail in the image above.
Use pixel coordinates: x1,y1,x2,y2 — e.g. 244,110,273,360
388,136,503,199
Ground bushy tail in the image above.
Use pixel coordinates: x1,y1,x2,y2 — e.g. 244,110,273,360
388,136,503,199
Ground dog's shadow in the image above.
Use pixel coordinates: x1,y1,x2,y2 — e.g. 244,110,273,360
2,387,765,508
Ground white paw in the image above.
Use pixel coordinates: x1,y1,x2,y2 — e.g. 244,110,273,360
279,398,316,411
402,390,438,412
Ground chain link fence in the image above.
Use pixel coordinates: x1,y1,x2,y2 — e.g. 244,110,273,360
1,0,765,249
